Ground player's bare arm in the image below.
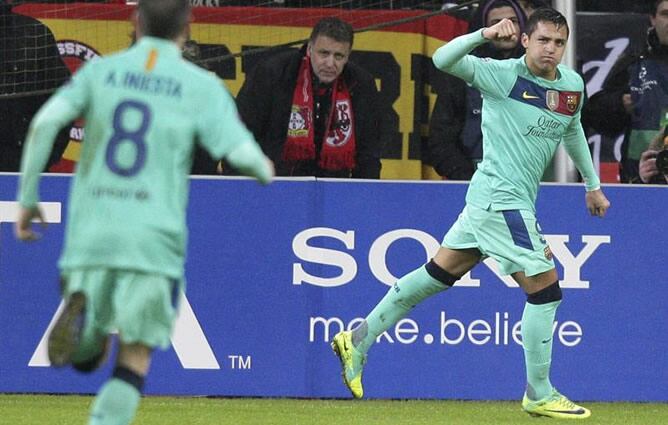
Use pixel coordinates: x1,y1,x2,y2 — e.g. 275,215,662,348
585,189,610,218
482,17,518,43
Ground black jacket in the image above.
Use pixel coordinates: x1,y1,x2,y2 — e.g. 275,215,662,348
233,45,382,178
0,5,71,172
425,0,527,180
584,28,668,183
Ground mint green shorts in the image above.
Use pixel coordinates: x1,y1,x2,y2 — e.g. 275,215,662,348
442,204,555,277
62,268,183,352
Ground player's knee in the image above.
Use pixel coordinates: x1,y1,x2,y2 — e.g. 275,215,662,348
526,281,562,305
425,259,458,287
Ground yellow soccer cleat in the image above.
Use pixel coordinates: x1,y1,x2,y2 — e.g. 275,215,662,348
522,389,591,419
331,331,366,399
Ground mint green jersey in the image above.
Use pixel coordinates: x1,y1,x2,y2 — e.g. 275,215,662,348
19,37,258,278
433,30,600,212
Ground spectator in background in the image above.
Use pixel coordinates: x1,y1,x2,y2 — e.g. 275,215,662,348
425,0,527,180
584,0,668,183
0,0,70,171
232,17,383,178
639,126,668,183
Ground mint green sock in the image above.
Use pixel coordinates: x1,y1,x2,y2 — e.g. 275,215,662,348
89,378,140,425
521,300,561,401
352,265,449,355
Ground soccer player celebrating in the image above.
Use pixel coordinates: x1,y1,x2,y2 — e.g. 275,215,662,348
15,1,273,424
332,7,609,419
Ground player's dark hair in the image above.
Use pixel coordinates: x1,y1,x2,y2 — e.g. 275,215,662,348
309,17,354,47
138,0,190,40
654,0,668,15
525,7,569,39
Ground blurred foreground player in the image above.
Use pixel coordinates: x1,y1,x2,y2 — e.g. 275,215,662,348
15,1,273,424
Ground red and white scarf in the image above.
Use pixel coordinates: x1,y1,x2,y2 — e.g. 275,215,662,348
283,55,356,171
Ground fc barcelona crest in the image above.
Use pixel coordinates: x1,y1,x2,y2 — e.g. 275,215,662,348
546,90,559,111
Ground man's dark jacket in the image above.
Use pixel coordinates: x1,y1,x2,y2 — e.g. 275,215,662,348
234,45,382,178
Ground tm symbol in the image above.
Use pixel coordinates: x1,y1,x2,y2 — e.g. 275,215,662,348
228,355,252,370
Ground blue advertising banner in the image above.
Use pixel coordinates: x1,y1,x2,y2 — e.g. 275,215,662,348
0,174,665,401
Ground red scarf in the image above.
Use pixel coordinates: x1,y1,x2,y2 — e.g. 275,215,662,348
283,55,356,171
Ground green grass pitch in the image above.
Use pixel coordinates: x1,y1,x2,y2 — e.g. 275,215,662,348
1,395,667,424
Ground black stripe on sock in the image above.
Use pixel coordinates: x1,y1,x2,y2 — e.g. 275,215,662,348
425,260,458,287
527,281,562,305
112,366,145,392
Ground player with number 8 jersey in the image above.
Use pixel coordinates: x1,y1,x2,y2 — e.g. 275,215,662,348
15,2,273,424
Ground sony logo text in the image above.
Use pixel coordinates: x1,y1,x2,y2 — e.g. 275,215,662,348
292,227,611,289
